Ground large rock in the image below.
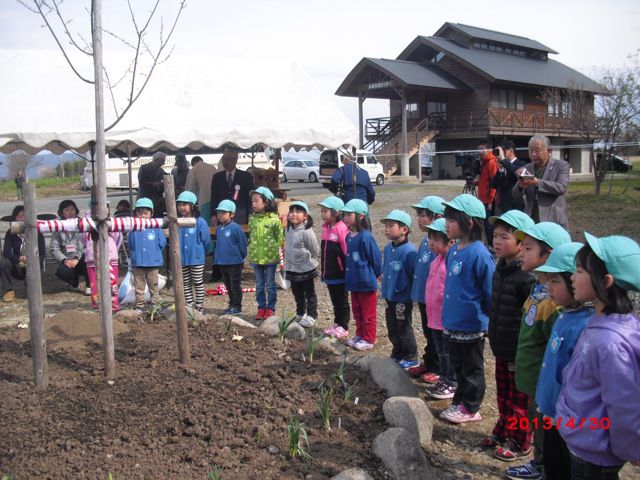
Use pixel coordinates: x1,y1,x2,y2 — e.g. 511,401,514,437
373,427,431,480
318,337,349,356
258,315,306,340
219,315,257,329
331,469,374,480
383,396,434,449
369,357,419,398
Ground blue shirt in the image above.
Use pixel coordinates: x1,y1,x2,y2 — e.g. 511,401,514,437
178,216,212,266
441,241,495,332
344,230,382,292
410,237,436,303
128,228,166,267
381,239,417,302
214,221,247,265
535,306,593,418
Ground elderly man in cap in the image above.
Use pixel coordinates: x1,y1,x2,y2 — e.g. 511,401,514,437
138,152,167,217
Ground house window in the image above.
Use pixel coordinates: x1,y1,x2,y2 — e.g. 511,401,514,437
427,101,447,114
548,101,572,117
430,52,445,64
490,88,524,110
406,103,419,119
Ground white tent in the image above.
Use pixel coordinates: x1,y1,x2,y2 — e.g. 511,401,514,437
0,49,357,154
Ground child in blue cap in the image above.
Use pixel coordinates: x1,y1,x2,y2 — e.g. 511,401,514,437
556,234,640,479
407,195,445,381
177,191,212,313
507,221,571,480
533,242,594,480
380,209,419,368
439,194,495,425
214,199,247,315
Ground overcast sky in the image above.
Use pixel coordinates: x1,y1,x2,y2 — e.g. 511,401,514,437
1,0,639,124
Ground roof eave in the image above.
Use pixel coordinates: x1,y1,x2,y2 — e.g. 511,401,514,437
335,58,408,97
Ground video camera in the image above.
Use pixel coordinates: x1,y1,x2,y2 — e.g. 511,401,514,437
454,151,480,187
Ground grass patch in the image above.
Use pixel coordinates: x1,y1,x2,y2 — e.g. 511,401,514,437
0,176,82,202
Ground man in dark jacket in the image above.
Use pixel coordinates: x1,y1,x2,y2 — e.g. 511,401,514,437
491,140,527,214
138,152,167,217
329,155,375,204
486,210,537,460
210,150,255,226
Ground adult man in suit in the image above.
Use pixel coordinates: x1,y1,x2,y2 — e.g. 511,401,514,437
491,140,527,214
512,135,569,228
138,152,167,217
210,150,255,226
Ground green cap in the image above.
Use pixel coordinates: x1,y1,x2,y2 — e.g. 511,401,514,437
250,186,275,201
442,194,486,219
535,242,583,273
318,196,344,212
134,198,154,210
177,191,197,205
515,222,571,248
216,199,236,213
584,232,640,291
289,201,310,214
412,195,445,215
340,199,368,215
489,210,535,232
381,209,412,228
426,218,447,234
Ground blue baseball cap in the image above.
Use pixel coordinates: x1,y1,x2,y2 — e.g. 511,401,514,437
515,222,571,248
289,201,310,214
216,199,236,213
426,218,447,234
381,209,412,228
177,191,198,205
584,232,640,291
535,242,583,273
318,196,344,211
442,194,486,219
411,195,445,215
134,198,154,210
489,210,535,232
340,199,368,215
250,186,274,201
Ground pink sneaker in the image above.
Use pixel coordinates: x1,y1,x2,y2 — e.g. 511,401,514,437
324,324,339,337
443,403,482,424
332,326,349,339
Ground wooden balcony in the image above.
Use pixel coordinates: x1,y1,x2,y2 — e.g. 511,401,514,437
428,109,584,138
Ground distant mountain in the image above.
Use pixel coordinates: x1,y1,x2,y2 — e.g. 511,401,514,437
0,151,88,180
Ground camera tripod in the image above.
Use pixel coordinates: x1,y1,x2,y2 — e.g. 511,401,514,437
462,178,477,196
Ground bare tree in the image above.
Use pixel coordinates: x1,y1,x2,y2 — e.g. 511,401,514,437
541,50,640,195
18,0,186,131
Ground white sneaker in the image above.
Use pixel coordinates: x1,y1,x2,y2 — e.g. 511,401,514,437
439,404,460,420
353,339,374,351
84,287,92,296
345,336,361,347
294,315,306,322
299,316,316,328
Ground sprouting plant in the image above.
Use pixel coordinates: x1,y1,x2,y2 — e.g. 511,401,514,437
223,317,233,334
149,300,170,322
3,475,15,480
277,310,296,342
343,378,359,401
207,465,223,480
318,385,333,431
107,474,114,480
287,416,311,460
306,325,325,364
335,353,348,388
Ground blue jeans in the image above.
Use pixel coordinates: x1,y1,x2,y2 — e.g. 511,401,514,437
253,264,277,310
570,453,622,480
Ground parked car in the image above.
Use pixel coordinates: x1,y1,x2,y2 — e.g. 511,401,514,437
318,149,385,188
280,160,319,183
595,153,633,173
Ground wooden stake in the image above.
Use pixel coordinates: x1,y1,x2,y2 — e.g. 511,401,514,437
24,183,48,387
164,175,191,366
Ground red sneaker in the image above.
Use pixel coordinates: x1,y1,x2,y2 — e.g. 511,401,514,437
263,309,275,318
255,308,266,320
421,372,441,384
407,364,429,378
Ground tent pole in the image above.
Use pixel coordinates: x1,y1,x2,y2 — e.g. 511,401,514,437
127,143,134,210
92,0,116,379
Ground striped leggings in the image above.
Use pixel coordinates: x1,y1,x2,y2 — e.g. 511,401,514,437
182,264,205,310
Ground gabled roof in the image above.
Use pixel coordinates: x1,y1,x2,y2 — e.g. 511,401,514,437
435,22,558,54
335,57,469,97
400,36,604,93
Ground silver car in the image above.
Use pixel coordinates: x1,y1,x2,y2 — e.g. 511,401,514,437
280,160,319,183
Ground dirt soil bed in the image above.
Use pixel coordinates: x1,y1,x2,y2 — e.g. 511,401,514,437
0,313,391,479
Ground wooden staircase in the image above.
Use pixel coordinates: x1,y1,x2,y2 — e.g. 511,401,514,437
376,117,438,176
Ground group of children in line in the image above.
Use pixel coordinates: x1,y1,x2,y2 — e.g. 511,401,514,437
47,185,639,480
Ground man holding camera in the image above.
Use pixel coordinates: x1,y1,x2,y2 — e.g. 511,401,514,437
476,140,499,246
511,135,569,228
491,140,527,214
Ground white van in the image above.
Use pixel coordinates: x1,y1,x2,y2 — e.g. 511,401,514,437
318,148,385,188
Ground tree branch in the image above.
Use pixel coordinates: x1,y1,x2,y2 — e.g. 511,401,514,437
51,0,92,55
